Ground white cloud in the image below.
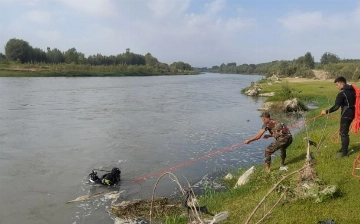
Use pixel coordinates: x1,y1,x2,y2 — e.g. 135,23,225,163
354,4,360,23
279,4,360,33
183,0,254,34
0,0,257,66
278,12,325,32
36,30,60,41
205,0,225,15
236,7,243,13
147,0,190,18
225,18,256,32
26,10,52,24
58,0,116,17
185,13,210,29
22,0,43,7
83,0,257,66
0,0,44,6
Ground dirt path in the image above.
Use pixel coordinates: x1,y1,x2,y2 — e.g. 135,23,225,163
312,69,328,80
283,70,331,83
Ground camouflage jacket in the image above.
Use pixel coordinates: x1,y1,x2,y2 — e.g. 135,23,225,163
262,119,291,139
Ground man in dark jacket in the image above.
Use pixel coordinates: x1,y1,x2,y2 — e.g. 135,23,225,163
321,76,356,157
89,167,121,186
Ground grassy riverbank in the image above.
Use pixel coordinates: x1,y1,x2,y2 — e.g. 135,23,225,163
0,63,200,77
158,78,360,223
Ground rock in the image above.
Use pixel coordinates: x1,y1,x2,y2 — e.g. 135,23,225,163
258,102,274,111
258,92,275,97
269,74,280,81
245,88,259,96
224,173,233,180
258,98,306,112
234,166,255,188
114,217,150,224
284,98,300,112
203,211,229,223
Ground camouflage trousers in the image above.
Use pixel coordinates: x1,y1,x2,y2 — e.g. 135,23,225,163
265,135,293,165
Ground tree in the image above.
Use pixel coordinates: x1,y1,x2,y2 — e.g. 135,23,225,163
64,47,79,64
117,52,146,65
226,62,237,73
5,38,32,63
320,52,340,65
170,61,192,71
0,53,6,61
219,63,226,73
210,65,220,72
304,52,315,69
295,56,304,65
77,52,86,64
32,48,47,62
46,48,64,63
145,53,159,66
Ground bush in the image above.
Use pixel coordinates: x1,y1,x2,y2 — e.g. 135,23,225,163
294,68,314,78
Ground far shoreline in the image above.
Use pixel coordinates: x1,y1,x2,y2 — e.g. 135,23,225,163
0,70,201,77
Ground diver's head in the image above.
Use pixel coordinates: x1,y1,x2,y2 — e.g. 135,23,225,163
111,167,121,181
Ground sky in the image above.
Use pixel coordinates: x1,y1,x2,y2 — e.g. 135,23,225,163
0,0,360,67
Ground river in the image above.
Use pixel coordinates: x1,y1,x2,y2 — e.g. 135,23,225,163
0,73,295,224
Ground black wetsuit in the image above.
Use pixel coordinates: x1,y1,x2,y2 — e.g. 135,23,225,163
89,167,121,186
326,84,356,156
99,172,119,186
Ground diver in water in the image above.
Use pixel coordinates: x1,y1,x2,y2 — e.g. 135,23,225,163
89,167,121,186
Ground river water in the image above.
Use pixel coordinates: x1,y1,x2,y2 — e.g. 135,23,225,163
0,73,297,224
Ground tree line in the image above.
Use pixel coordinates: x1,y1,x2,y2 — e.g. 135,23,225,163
205,51,360,81
0,38,193,72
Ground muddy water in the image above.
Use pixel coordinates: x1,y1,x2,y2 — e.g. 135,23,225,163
0,73,298,224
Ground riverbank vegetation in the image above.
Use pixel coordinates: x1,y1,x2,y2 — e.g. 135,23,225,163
0,38,198,77
140,79,360,223
206,51,360,82
195,79,360,224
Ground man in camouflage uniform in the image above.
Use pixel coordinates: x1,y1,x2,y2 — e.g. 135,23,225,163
244,111,293,172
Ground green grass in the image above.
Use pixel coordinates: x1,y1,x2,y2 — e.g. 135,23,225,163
0,63,200,77
165,215,187,224
0,69,199,77
161,79,360,223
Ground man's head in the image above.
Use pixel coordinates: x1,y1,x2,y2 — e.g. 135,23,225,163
111,167,121,182
334,76,347,90
260,111,271,123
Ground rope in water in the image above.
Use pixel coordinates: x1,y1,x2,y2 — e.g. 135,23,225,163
133,142,245,182
133,114,323,183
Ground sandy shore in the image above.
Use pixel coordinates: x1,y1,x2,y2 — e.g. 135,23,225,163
281,69,332,83
282,77,332,83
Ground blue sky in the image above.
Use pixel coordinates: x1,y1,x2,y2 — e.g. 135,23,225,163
0,0,360,67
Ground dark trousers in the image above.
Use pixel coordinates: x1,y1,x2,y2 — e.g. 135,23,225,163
339,116,353,156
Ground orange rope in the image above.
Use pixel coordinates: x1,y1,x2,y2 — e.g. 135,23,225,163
134,114,324,182
288,114,323,130
351,84,360,134
329,130,340,144
324,111,360,179
324,113,360,143
352,154,360,179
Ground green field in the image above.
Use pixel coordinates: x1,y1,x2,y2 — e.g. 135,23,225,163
0,63,200,77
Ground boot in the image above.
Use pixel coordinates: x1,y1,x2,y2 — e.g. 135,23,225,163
340,135,349,157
